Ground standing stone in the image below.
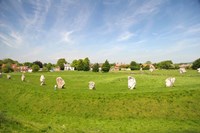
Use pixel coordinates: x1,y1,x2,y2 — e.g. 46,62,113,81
165,77,175,87
128,76,136,90
88,81,95,90
0,72,2,78
179,68,186,74
149,64,155,72
40,75,45,86
21,74,25,81
56,77,65,89
197,68,200,73
7,74,11,79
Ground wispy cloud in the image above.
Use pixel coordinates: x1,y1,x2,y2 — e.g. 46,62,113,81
0,32,24,48
117,32,135,41
59,31,74,44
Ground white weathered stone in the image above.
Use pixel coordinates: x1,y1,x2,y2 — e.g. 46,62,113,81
165,77,175,87
179,68,186,74
40,75,45,86
0,73,2,78
149,68,154,72
56,77,65,89
88,81,95,90
7,74,11,79
149,64,155,72
197,68,200,73
21,74,25,81
128,76,136,90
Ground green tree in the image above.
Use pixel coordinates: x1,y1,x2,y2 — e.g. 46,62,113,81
2,64,13,73
83,57,90,71
33,61,43,68
130,61,140,70
71,59,78,70
92,63,99,72
157,60,173,69
57,58,67,70
3,58,18,64
192,58,200,69
32,64,40,72
24,62,33,68
46,63,53,71
102,60,110,72
77,59,84,71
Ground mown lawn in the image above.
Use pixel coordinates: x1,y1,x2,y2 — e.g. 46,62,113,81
0,70,200,132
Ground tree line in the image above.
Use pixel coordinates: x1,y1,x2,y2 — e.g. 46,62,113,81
0,58,200,73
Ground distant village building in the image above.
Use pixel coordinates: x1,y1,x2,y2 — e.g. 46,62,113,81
54,67,60,72
64,63,74,71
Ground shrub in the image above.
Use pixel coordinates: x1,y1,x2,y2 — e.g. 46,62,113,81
192,58,200,69
32,64,40,72
92,63,99,72
2,64,13,73
102,60,110,72
130,61,140,70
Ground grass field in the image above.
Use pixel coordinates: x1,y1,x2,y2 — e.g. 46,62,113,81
0,70,200,132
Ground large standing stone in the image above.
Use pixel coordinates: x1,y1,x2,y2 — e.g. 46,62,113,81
21,74,25,81
165,77,175,87
7,74,11,79
0,73,2,78
88,81,95,90
56,77,65,89
179,68,186,74
40,75,45,86
128,76,136,90
149,64,155,72
197,68,200,73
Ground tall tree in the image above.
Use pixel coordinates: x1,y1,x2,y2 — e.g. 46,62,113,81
83,57,90,71
57,58,67,70
77,59,84,71
33,61,43,68
71,59,78,70
102,60,110,72
130,61,140,70
92,63,99,72
192,58,200,69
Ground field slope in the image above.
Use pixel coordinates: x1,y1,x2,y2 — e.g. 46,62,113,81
0,70,200,132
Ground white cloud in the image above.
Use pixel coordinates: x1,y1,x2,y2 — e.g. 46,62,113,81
0,32,24,48
117,32,135,41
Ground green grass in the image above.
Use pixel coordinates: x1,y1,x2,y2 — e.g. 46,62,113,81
0,70,200,132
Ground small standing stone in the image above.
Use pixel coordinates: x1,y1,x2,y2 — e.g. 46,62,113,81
7,74,11,79
179,68,186,74
0,72,2,78
56,77,65,89
165,77,175,87
40,75,45,86
88,81,95,90
21,74,25,81
197,68,200,73
128,76,136,90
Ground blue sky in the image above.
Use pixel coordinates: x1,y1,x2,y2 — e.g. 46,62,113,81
0,0,200,64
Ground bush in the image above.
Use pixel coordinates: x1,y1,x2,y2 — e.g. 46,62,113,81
2,64,13,73
130,61,140,70
42,67,49,72
32,64,40,72
92,63,99,72
102,60,110,72
192,58,200,69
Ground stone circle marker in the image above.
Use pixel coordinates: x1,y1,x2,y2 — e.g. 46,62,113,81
165,77,175,87
88,81,95,90
56,77,65,89
128,76,136,90
40,75,45,86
